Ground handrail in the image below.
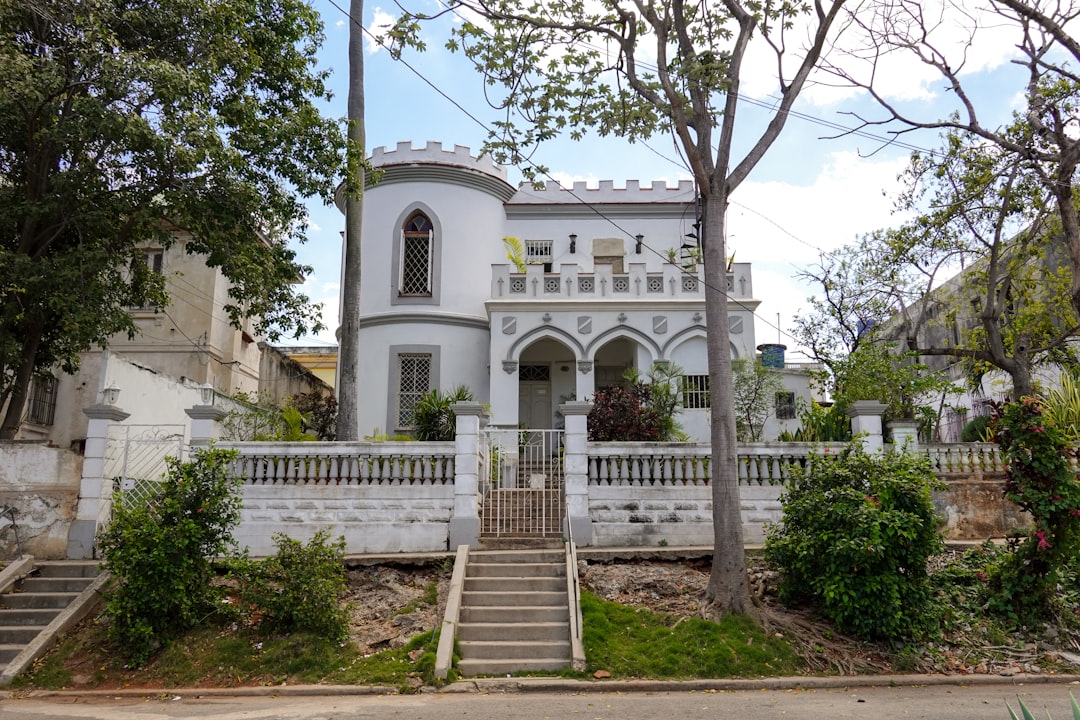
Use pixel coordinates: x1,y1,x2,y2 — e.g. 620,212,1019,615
564,502,586,671
434,544,470,680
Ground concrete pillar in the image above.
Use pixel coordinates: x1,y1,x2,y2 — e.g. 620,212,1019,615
846,401,889,454
449,402,487,549
185,405,226,446
67,402,130,559
560,401,593,545
887,419,920,452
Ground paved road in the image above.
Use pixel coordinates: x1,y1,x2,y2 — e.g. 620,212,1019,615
2,682,1079,720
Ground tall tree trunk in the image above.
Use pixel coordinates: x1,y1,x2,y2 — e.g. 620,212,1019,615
336,0,365,441
702,190,750,615
0,320,44,440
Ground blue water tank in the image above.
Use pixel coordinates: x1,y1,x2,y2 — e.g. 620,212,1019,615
757,343,787,369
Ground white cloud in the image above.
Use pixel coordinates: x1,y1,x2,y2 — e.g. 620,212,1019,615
336,19,346,28
727,151,911,352
366,7,397,54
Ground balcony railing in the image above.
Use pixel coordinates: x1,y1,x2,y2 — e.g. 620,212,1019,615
492,263,749,300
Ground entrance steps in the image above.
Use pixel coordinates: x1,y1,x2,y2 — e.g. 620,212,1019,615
0,559,103,683
456,548,572,676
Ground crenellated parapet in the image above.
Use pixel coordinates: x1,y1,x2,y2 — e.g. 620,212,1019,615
369,141,508,183
509,178,697,205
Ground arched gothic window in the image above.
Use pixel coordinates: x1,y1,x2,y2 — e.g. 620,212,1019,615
399,212,433,296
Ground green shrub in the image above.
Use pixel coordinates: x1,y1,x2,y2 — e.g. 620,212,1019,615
230,531,350,641
97,448,242,666
960,415,991,442
411,386,474,441
764,446,944,640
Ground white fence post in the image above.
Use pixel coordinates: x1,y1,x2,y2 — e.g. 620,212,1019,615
449,402,486,548
67,400,130,559
561,401,593,545
846,401,888,454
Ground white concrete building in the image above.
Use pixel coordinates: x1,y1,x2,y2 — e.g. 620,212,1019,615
341,141,805,440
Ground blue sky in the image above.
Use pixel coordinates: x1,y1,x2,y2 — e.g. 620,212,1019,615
289,0,1029,355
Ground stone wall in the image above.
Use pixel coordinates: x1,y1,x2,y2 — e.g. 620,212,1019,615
0,442,82,558
587,474,1026,548
235,482,456,556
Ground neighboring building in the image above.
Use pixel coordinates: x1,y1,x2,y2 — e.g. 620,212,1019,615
11,230,329,450
337,141,811,440
283,345,338,389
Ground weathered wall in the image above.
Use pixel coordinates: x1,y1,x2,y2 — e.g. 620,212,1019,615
0,442,82,558
235,481,455,556
587,474,1026,548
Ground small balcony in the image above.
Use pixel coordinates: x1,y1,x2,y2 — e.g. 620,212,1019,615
490,262,752,301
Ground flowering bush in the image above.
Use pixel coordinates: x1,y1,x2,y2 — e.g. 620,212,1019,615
989,397,1080,624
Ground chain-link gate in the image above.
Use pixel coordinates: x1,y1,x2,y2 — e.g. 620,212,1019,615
480,429,564,539
105,424,185,510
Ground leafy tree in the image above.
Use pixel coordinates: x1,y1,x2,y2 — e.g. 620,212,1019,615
0,0,345,438
797,133,1078,408
292,391,339,441
731,358,783,442
831,0,1080,326
389,0,848,617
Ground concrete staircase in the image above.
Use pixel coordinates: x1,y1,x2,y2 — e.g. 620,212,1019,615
0,561,101,676
457,547,572,675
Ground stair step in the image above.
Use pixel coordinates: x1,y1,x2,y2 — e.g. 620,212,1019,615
467,562,565,578
459,639,571,660
0,644,24,663
0,608,62,626
457,657,571,675
464,577,565,593
460,605,570,624
18,577,95,594
469,550,564,564
0,592,80,609
458,621,569,642
33,562,101,579
461,590,565,607
0,626,47,644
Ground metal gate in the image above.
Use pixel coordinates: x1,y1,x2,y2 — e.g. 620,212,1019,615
105,424,186,509
480,429,564,538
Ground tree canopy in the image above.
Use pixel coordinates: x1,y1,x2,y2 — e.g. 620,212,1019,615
0,0,345,437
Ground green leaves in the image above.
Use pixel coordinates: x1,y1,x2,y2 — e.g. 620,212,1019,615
765,447,944,640
98,448,243,666
0,0,345,430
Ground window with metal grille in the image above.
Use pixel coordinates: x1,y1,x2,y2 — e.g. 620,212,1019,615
25,374,58,426
681,374,710,410
775,392,796,420
400,213,433,296
397,353,432,429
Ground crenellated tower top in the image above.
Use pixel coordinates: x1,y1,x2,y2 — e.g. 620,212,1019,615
508,178,697,205
369,141,508,183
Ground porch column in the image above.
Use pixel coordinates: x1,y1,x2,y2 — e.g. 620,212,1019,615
846,401,888,454
449,402,487,549
67,400,130,559
575,361,595,401
560,401,593,545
